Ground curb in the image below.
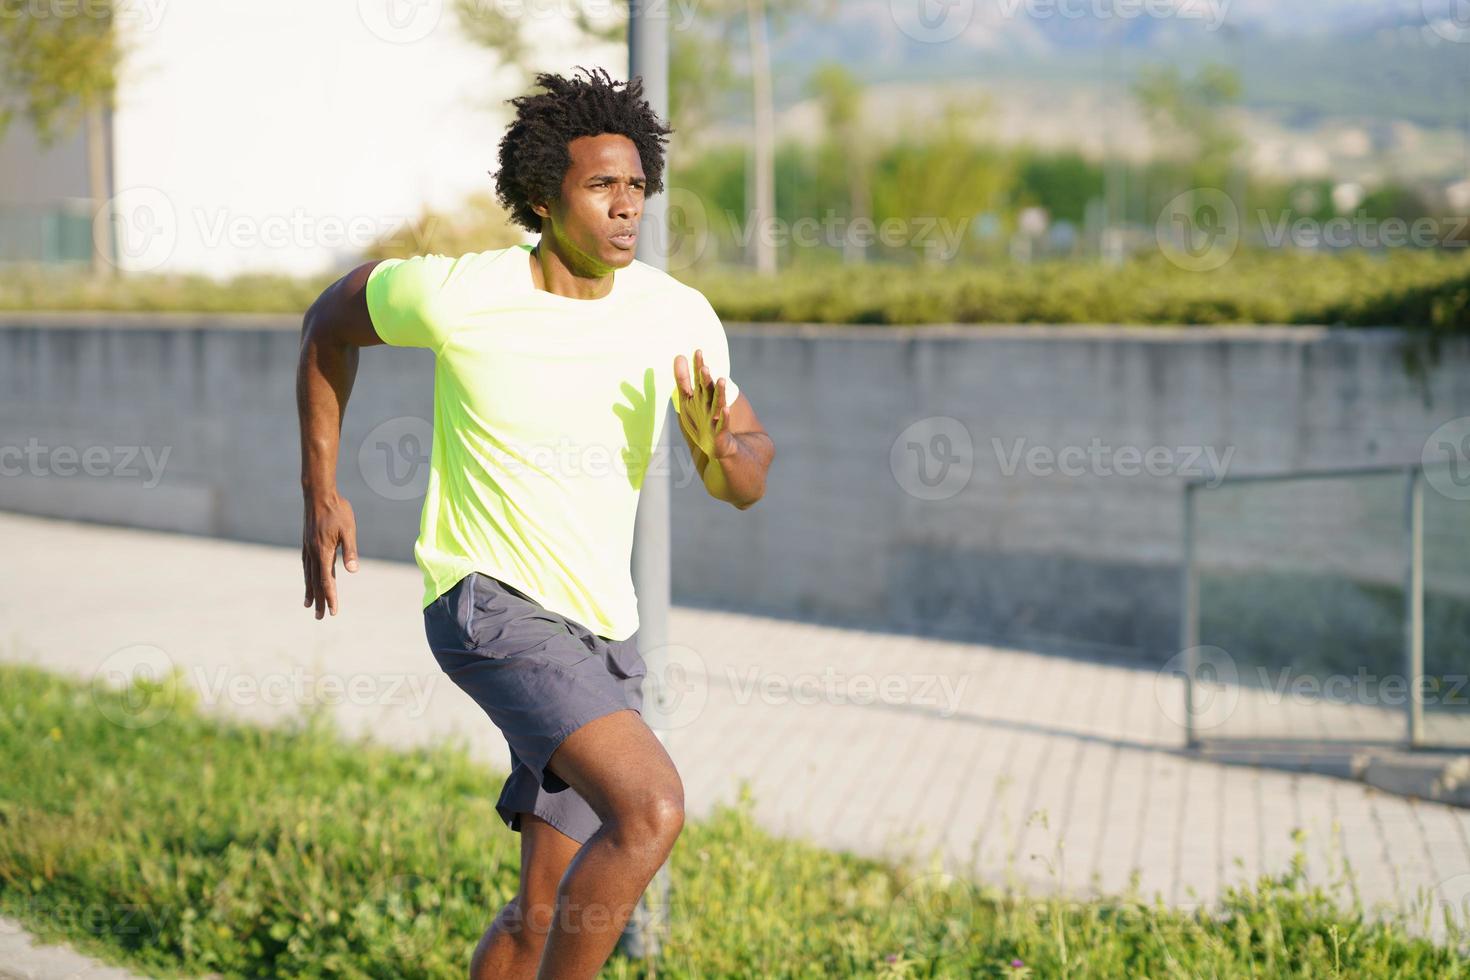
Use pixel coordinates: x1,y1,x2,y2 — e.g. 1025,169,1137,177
1353,753,1470,807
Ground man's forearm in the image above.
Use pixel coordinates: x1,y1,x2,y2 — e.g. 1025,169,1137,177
703,431,773,510
296,315,360,497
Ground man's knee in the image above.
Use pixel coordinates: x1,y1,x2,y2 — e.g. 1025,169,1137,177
609,788,684,850
504,893,555,948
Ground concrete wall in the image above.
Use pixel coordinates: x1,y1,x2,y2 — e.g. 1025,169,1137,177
3,315,1468,663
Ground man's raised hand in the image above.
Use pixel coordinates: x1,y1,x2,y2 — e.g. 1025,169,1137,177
673,348,735,460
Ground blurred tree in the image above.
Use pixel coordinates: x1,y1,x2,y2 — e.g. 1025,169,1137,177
1133,63,1242,189
1015,151,1104,226
365,192,523,260
738,0,836,277
0,4,124,276
869,98,1012,265
808,63,870,265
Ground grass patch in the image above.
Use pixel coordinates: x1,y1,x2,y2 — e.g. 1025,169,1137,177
0,662,1465,978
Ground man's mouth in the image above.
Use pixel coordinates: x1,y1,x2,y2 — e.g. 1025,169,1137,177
611,230,638,248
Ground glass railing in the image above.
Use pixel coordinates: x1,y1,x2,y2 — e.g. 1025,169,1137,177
1178,464,1469,750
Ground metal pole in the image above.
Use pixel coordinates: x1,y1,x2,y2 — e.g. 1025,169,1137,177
1405,466,1425,748
1181,482,1199,749
624,0,673,960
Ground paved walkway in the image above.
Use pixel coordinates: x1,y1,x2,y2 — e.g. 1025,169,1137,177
2,512,1469,974
0,917,151,980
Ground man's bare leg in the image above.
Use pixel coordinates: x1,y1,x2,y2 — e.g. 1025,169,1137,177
469,813,581,980
535,708,685,980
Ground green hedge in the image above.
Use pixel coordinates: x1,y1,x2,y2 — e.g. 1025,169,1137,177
2,250,1467,331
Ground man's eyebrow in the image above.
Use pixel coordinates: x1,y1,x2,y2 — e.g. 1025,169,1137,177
588,174,647,183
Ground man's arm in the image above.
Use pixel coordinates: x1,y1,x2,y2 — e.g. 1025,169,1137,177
297,260,384,618
673,349,774,510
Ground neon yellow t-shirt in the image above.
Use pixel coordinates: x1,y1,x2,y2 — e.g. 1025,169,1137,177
365,243,740,641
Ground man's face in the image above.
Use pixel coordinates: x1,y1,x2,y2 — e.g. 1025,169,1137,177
534,133,645,272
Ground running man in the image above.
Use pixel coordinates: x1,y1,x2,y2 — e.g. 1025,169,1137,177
295,67,774,979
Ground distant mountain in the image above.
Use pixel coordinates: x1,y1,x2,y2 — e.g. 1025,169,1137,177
759,0,1470,128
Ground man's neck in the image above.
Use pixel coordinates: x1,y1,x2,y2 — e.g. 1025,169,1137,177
529,244,615,301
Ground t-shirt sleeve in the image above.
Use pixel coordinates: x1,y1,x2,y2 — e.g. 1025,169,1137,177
365,254,461,353
673,292,741,416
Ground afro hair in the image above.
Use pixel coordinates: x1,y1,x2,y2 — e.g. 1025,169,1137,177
494,66,674,234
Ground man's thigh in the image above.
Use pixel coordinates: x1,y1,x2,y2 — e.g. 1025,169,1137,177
544,708,683,824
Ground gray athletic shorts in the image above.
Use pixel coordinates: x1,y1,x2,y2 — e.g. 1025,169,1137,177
423,571,647,846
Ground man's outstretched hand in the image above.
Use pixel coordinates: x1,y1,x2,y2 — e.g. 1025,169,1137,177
302,491,359,619
673,348,736,461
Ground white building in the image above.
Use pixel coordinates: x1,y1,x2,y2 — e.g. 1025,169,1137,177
1,0,620,277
